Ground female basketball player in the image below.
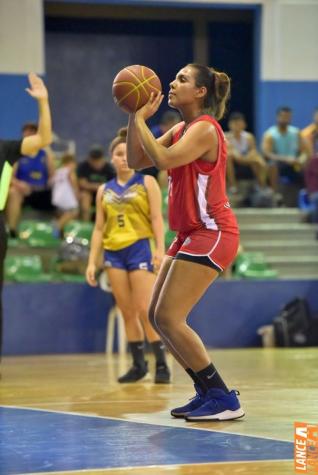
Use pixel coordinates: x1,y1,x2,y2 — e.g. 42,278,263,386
86,128,170,384
126,64,244,420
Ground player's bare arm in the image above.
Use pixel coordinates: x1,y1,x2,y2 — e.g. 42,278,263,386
21,73,52,156
134,94,217,170
86,185,106,287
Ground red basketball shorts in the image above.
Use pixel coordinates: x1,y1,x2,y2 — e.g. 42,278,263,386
166,228,240,272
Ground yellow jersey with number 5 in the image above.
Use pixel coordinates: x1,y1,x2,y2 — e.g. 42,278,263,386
102,173,154,251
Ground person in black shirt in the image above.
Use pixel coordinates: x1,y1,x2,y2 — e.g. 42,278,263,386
77,144,115,221
0,73,52,359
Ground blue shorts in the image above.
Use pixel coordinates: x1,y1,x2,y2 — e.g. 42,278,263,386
104,238,153,272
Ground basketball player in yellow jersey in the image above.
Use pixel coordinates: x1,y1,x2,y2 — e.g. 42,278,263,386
86,128,170,383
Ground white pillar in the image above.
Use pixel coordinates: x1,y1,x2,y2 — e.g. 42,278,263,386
0,0,44,75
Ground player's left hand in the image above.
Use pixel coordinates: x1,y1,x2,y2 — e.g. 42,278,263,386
136,92,164,121
26,73,48,101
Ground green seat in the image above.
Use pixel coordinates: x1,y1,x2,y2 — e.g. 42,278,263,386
163,218,175,250
161,187,169,218
165,228,175,249
234,252,278,279
4,255,53,282
242,268,278,279
7,238,19,248
18,220,59,248
50,271,86,283
64,220,93,242
50,256,86,283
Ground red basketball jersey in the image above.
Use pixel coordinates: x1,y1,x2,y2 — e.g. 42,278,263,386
168,114,239,234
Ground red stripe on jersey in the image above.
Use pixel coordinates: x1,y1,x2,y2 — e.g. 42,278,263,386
168,114,239,235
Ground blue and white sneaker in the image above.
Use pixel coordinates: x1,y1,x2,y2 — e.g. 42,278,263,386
171,384,206,418
185,388,245,421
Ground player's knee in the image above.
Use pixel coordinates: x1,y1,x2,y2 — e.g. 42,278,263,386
135,300,148,317
118,307,136,322
153,307,171,335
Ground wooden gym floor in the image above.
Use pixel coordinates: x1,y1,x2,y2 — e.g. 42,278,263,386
0,348,317,475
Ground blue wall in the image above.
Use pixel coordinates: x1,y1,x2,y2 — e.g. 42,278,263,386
3,284,114,355
257,80,318,141
3,280,318,355
0,75,39,139
45,17,193,158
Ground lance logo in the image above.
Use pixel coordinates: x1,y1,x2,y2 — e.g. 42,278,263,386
294,422,318,473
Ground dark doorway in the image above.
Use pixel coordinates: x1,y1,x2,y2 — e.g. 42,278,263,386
208,18,255,133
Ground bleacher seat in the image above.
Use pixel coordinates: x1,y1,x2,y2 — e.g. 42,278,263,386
4,255,53,282
18,220,59,248
165,226,175,249
234,252,278,279
64,220,93,242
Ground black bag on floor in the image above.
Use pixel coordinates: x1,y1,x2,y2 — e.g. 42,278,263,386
273,298,312,347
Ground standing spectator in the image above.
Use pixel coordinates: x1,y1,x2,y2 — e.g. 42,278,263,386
225,112,267,192
302,109,318,159
51,154,79,237
6,122,55,237
141,111,180,184
77,145,115,221
0,73,52,360
262,107,308,200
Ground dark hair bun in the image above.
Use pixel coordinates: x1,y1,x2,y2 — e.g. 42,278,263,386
117,127,128,139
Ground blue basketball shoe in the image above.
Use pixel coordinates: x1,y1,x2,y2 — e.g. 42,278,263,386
185,388,245,421
171,384,206,418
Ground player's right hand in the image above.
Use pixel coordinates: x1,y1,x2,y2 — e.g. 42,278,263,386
26,73,48,101
86,264,97,287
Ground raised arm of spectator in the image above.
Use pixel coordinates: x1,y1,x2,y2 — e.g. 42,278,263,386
21,73,52,156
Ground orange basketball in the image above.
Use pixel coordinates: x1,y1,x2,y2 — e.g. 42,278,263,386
112,65,162,113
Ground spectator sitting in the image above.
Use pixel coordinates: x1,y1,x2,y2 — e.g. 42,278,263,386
262,107,308,205
302,108,318,159
225,112,267,193
141,110,180,186
6,122,55,238
77,144,115,221
51,154,79,237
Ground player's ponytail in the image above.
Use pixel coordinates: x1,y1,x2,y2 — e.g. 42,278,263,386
211,70,231,120
188,64,231,120
109,126,128,155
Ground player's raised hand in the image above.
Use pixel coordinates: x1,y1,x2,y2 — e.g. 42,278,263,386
26,73,48,101
135,92,164,121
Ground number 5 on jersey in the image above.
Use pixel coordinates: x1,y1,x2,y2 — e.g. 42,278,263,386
117,214,125,227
